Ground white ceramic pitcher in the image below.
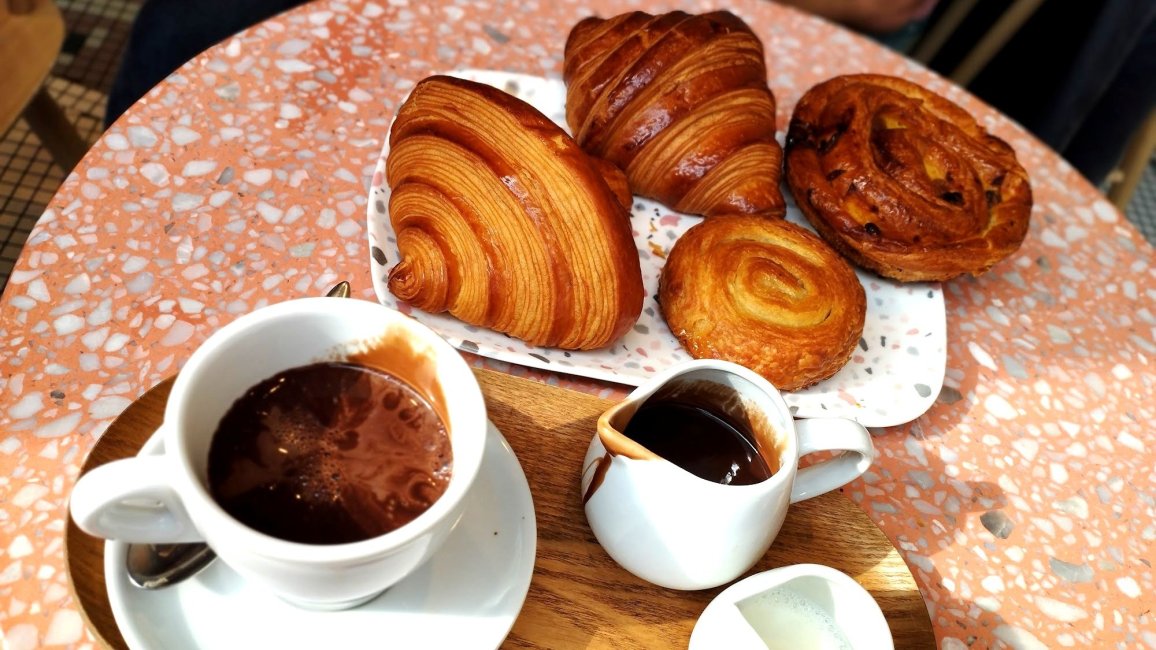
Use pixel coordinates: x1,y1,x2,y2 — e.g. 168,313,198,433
581,359,875,590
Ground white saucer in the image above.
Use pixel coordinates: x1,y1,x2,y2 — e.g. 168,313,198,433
105,421,537,650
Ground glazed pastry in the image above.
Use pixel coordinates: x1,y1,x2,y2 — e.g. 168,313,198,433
658,214,865,391
563,10,786,219
785,74,1032,282
385,75,644,350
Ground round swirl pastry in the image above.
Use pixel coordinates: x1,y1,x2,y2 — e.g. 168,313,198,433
563,10,786,218
386,76,644,350
785,74,1032,282
658,215,866,391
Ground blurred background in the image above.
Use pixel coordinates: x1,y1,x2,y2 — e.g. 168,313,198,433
2,0,1154,292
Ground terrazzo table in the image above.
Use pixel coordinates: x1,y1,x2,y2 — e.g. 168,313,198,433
1,0,1153,648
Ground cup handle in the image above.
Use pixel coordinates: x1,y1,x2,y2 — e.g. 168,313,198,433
69,453,203,543
789,418,876,504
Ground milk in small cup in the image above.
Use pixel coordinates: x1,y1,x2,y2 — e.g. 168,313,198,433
689,563,894,649
581,359,875,590
70,297,487,610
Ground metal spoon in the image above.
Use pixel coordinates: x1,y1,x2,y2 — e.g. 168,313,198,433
126,280,352,589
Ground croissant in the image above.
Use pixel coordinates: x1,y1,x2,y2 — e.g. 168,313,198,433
563,10,786,219
385,76,644,350
659,214,866,391
785,74,1032,282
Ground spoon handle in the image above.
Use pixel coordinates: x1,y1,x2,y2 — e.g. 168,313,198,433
326,281,351,298
127,543,217,589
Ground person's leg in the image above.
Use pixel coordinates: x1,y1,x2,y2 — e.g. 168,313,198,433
965,0,1105,134
874,16,934,54
1058,14,1156,185
105,0,311,127
963,0,1156,186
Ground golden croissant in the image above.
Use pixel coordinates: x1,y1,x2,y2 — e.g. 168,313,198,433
385,75,644,350
785,74,1032,282
563,10,786,219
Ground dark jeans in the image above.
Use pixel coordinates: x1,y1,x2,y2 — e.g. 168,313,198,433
105,0,311,127
1043,7,1156,185
966,0,1156,185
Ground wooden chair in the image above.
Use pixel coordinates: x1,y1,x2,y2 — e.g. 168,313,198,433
1,0,89,172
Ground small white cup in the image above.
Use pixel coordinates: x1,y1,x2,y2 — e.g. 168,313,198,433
581,359,874,590
69,297,487,610
690,563,894,649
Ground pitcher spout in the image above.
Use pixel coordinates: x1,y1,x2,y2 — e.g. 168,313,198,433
596,398,658,460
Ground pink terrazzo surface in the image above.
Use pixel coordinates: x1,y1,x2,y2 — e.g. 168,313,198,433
0,0,1153,648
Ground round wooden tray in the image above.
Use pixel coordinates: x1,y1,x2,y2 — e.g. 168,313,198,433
66,369,935,649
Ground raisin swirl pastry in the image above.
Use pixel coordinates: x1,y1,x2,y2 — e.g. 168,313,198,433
386,76,644,350
785,74,1032,282
659,215,866,391
563,10,786,218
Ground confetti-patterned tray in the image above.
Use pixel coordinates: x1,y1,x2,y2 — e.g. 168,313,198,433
366,70,946,427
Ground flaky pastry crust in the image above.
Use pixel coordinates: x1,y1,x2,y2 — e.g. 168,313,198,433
659,215,866,391
785,74,1032,282
564,10,786,219
386,76,644,350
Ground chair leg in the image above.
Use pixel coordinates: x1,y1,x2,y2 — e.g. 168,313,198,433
1108,109,1156,212
21,87,89,173
949,0,1047,86
911,0,981,65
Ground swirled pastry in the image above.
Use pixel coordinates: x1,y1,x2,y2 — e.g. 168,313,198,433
386,75,644,350
785,74,1032,282
563,10,786,219
659,215,866,391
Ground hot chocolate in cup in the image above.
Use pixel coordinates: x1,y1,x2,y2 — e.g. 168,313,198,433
70,297,487,610
581,359,875,591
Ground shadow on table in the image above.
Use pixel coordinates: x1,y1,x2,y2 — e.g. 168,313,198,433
880,414,1016,648
842,288,1020,646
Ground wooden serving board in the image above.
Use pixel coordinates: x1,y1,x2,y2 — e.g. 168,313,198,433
66,368,934,649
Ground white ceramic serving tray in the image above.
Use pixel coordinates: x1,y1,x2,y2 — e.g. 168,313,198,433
366,69,946,427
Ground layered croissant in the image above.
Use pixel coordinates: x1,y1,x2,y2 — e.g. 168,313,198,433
785,74,1032,282
385,76,644,350
563,10,786,219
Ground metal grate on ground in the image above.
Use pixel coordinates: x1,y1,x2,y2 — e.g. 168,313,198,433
1124,160,1156,246
0,0,141,292
55,0,141,93
0,79,107,285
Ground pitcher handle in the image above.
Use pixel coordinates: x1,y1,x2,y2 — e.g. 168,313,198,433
789,418,875,504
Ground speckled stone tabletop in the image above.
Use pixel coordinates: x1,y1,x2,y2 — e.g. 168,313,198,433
0,0,1153,648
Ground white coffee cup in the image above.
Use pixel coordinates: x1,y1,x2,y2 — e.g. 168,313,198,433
580,359,874,590
69,297,487,610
